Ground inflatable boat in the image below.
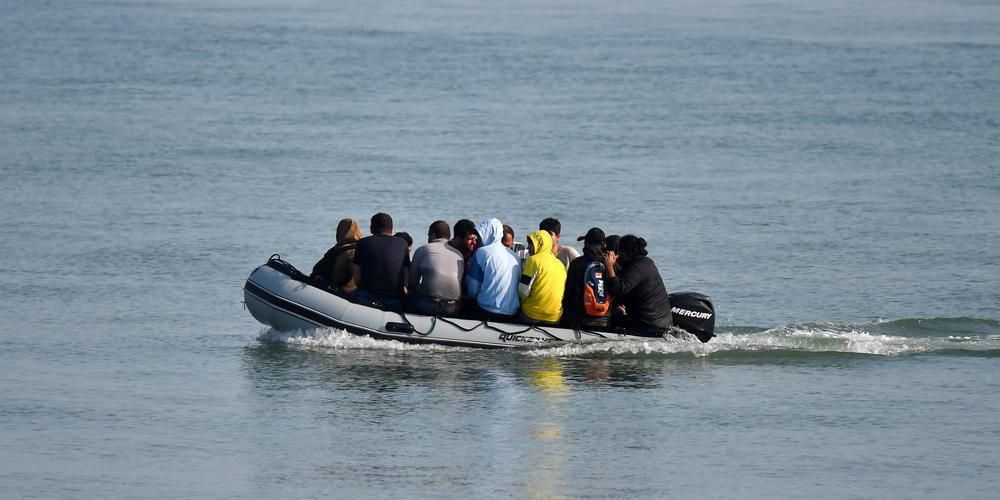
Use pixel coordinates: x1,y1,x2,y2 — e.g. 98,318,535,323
244,255,715,349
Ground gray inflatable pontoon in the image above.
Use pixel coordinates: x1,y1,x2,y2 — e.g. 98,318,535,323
244,256,715,349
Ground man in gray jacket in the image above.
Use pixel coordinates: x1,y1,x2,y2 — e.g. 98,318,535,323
409,220,465,316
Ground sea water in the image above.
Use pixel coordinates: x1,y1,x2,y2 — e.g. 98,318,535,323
1,0,998,498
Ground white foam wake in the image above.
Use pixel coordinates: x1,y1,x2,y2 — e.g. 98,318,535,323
524,322,992,358
257,327,470,352
256,322,998,357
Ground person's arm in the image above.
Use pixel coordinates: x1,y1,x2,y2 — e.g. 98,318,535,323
604,251,640,297
352,263,362,290
465,254,483,299
409,249,423,295
351,243,364,290
518,266,537,301
562,265,575,319
340,249,358,292
603,252,618,278
612,264,642,297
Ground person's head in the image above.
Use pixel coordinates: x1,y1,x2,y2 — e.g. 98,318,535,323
474,218,504,247
526,230,553,256
617,234,649,263
370,212,393,235
539,217,561,238
452,219,478,254
577,227,605,246
394,231,413,251
336,218,362,245
539,217,563,250
603,235,621,254
501,224,515,249
428,220,451,242
577,227,605,256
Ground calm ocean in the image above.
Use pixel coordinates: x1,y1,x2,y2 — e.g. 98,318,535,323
2,0,998,497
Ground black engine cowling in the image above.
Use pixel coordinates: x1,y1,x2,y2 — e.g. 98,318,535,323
668,292,715,343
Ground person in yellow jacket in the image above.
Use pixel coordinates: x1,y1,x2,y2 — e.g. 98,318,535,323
518,230,567,324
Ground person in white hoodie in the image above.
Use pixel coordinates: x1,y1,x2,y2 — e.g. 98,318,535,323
465,218,521,318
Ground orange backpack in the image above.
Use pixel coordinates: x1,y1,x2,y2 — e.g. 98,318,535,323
582,261,611,316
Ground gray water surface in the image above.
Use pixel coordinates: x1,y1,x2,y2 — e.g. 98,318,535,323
2,0,999,497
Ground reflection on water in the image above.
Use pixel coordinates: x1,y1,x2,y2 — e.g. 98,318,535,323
529,359,570,396
239,337,721,497
527,358,569,499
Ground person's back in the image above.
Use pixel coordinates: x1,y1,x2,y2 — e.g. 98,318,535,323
555,245,581,269
410,220,464,315
604,235,672,333
311,218,363,292
539,217,580,269
352,213,410,306
563,227,612,329
465,218,520,317
518,230,567,324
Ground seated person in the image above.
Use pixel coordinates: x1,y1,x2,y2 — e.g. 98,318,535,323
539,217,580,269
310,218,362,293
409,221,464,316
465,218,521,318
502,224,529,266
518,230,567,325
603,235,673,335
449,219,478,262
352,212,410,309
394,231,413,254
562,227,612,329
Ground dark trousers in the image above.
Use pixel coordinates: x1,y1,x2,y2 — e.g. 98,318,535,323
408,293,460,316
354,288,403,310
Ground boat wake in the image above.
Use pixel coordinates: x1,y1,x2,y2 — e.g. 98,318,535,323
257,317,1000,358
527,318,1000,358
257,327,472,352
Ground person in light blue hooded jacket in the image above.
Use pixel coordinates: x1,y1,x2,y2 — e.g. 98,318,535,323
465,218,521,317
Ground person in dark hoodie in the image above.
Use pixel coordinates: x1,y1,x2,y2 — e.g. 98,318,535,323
603,234,673,335
562,227,612,329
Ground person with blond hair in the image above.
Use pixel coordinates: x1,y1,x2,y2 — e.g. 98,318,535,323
311,218,363,292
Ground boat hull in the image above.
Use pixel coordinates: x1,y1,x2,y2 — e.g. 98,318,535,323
244,258,713,348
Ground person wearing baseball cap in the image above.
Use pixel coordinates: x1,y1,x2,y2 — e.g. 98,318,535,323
576,227,606,246
562,227,613,329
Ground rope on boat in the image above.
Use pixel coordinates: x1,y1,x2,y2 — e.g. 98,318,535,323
436,316,485,332
528,324,562,341
398,311,438,336
401,310,603,342
577,328,609,339
482,321,535,335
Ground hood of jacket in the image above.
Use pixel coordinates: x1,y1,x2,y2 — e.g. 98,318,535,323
582,242,603,260
475,218,504,247
526,230,553,256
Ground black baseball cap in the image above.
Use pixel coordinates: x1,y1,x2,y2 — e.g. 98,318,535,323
576,227,606,245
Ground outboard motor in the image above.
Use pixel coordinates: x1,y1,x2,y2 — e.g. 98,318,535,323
668,292,715,343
